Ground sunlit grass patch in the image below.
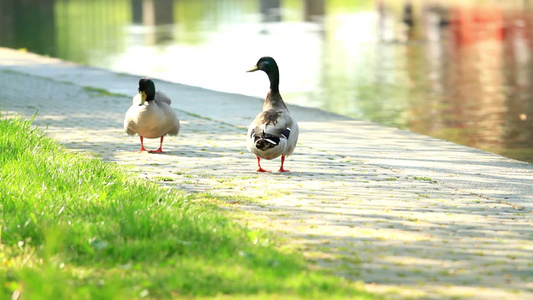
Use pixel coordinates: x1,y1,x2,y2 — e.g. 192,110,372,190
0,115,376,299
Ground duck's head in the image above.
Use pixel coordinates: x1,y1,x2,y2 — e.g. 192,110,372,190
138,78,156,105
247,56,278,75
247,57,280,92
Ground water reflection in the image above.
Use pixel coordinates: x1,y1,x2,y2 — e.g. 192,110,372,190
132,0,174,25
0,0,531,163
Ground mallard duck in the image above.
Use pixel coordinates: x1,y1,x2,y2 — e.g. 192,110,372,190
246,56,299,172
124,78,180,153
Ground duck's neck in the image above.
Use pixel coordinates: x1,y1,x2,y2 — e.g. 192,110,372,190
264,89,288,111
263,68,287,111
267,69,279,94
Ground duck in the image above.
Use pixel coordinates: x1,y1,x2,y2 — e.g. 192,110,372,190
246,56,299,172
124,78,180,153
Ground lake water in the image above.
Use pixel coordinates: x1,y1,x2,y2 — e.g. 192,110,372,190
1,0,532,163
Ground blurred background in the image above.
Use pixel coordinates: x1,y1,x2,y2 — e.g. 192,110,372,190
0,0,532,163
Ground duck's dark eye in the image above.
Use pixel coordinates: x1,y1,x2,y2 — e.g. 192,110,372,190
260,61,270,71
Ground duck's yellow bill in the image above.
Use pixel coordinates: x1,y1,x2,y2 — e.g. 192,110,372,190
139,91,147,106
247,65,259,72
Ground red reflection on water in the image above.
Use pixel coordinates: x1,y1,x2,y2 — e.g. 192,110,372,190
450,5,503,46
399,2,533,162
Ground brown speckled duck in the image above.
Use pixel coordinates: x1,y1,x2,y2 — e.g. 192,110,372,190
124,78,180,153
246,57,299,172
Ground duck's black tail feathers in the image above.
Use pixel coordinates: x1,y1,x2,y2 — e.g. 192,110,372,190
250,127,291,151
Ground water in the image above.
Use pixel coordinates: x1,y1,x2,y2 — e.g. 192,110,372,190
1,0,532,163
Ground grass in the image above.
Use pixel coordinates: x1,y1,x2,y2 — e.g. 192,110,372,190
412,176,433,182
0,115,376,299
82,86,124,97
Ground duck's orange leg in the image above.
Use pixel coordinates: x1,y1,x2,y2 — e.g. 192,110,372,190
256,156,271,172
139,136,148,152
149,136,164,153
278,156,290,172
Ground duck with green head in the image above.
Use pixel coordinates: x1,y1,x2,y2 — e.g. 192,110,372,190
246,56,299,172
124,78,180,153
